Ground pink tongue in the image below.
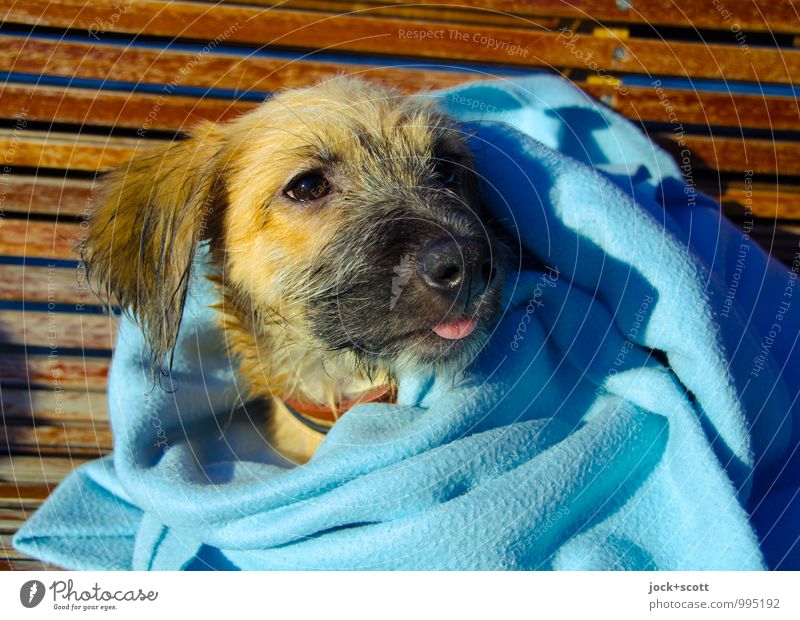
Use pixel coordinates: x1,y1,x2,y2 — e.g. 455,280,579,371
433,318,478,340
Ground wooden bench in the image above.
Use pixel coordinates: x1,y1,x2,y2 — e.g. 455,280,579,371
1,0,798,570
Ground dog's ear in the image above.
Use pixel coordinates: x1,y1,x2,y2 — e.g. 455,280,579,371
82,121,227,371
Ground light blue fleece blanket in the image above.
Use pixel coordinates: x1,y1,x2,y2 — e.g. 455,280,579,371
15,75,800,570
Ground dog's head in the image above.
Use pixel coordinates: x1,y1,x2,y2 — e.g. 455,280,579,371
84,79,509,386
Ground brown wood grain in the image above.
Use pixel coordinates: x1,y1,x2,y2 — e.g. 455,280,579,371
654,133,800,176
0,35,470,96
266,0,800,34
0,129,142,172
0,354,109,392
729,190,800,220
0,82,255,133
2,389,108,425
584,83,800,132
0,482,51,507
3,1,798,83
0,174,94,217
0,558,62,570
1,424,112,453
229,0,559,28
0,507,26,530
0,456,88,485
0,264,104,306
0,310,117,350
701,181,800,220
0,219,82,260
4,73,800,135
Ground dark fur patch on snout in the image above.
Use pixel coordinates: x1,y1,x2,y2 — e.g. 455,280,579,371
305,191,508,369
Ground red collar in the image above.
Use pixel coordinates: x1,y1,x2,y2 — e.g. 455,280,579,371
280,384,395,424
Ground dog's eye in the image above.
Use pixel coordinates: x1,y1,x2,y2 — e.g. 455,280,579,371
435,158,460,188
285,173,331,202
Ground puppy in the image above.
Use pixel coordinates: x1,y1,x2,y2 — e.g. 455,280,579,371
83,78,509,463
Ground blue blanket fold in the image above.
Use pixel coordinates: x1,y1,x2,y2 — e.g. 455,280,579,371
15,75,800,570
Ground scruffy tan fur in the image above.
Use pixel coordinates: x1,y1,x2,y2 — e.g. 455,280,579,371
83,78,502,464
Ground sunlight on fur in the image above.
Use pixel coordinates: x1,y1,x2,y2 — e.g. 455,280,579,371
82,78,509,463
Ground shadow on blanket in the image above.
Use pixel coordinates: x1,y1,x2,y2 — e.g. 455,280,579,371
15,75,800,570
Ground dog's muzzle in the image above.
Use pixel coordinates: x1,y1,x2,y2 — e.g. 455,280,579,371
418,235,496,309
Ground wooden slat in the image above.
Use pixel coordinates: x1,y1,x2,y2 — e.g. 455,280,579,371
3,1,798,83
4,75,799,136
0,558,62,570
0,129,141,171
0,507,27,531
0,219,81,260
269,0,560,28
0,310,116,350
0,35,469,95
0,82,255,132
654,133,800,176
2,424,112,453
0,354,109,391
0,175,94,217
609,37,798,85
727,189,800,220
0,456,87,485
0,265,100,306
0,219,165,291
0,482,51,507
270,0,800,34
702,181,800,220
0,534,26,559
2,389,108,425
585,83,800,132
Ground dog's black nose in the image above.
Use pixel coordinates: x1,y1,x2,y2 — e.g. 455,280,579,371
418,236,494,306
